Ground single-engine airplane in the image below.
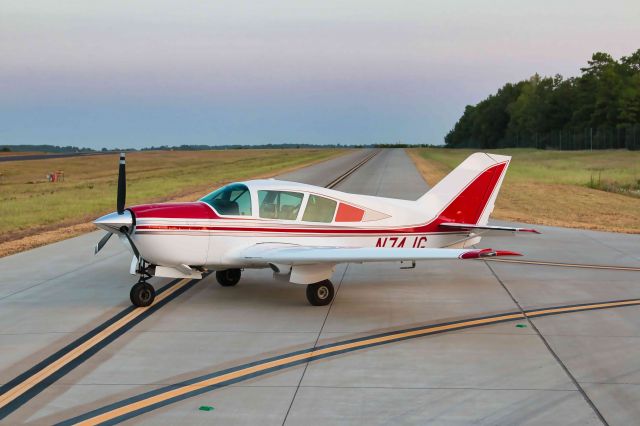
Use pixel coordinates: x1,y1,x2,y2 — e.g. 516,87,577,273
94,151,538,307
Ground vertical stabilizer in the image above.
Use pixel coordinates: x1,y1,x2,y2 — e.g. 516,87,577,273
416,153,510,225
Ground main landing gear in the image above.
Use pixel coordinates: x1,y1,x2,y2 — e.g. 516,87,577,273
306,280,334,306
216,268,242,287
130,260,156,307
214,268,333,306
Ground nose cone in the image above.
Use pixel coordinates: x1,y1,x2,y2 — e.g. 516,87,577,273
94,210,133,233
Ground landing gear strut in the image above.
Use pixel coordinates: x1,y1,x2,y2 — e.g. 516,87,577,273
130,260,156,307
306,280,334,306
216,268,241,287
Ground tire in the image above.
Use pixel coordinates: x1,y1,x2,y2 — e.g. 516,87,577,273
130,282,155,307
216,269,241,287
306,280,334,306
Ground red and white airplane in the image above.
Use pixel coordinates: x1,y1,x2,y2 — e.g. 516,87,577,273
94,152,538,307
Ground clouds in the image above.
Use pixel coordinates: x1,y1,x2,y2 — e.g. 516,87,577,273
1,0,639,147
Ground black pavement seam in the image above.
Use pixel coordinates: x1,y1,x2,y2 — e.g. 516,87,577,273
484,260,609,426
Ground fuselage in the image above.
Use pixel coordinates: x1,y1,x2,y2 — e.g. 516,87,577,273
118,179,478,270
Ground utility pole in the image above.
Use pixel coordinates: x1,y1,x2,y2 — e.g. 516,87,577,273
590,128,593,151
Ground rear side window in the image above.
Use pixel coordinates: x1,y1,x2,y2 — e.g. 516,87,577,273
258,190,304,220
335,203,365,222
200,183,252,216
302,195,337,223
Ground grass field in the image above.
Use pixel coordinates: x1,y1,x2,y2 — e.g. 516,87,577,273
407,148,640,233
0,149,344,255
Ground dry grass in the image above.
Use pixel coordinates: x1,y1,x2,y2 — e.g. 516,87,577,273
407,148,640,233
0,149,345,257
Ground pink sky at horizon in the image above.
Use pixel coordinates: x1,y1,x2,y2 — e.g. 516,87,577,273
1,0,638,147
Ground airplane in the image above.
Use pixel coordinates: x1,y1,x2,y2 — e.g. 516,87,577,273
94,151,538,307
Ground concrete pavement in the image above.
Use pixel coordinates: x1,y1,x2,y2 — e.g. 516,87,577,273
0,149,638,425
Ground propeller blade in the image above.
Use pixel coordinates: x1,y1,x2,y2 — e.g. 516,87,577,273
121,227,140,260
117,152,126,214
94,231,113,255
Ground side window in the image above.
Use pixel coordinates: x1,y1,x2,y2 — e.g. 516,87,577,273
335,202,365,222
302,195,337,223
200,184,252,216
258,190,304,220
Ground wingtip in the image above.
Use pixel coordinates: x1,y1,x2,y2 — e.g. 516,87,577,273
491,250,523,257
520,228,541,234
460,248,523,259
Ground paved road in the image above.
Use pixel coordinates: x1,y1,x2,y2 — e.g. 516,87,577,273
1,149,639,425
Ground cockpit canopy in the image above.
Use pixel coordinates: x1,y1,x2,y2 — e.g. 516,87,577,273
200,182,378,223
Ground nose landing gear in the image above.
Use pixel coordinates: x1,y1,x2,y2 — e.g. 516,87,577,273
130,280,155,307
130,259,156,307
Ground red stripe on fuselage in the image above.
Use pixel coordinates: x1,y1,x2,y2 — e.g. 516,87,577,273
135,224,440,234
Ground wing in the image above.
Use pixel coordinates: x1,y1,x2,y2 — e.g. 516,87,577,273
231,243,522,266
439,222,541,235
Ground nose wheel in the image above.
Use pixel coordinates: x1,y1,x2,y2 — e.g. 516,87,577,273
306,280,334,306
130,281,156,307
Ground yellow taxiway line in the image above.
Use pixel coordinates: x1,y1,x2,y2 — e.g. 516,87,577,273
61,298,640,426
0,278,192,412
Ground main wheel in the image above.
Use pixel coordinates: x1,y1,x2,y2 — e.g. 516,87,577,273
130,281,155,307
306,280,334,306
216,269,241,287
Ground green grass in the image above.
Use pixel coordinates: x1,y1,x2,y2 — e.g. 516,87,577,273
0,149,344,242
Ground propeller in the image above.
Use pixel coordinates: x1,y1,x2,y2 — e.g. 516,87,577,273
94,231,114,255
117,152,126,214
121,226,140,259
94,152,134,255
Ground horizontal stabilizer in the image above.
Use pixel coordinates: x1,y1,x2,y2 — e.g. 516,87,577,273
440,222,540,235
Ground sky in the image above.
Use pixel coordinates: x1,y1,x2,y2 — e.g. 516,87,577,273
1,0,639,149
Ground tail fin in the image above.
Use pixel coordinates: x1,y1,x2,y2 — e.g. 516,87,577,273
417,153,510,226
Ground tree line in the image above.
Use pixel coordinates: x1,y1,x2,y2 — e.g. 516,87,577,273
0,143,438,153
445,49,640,150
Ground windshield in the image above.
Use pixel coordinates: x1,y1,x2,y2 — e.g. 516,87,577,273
200,183,252,216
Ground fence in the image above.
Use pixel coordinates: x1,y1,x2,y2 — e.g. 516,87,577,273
455,124,640,150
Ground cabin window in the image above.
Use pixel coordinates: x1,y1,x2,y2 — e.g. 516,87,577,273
200,183,252,216
335,202,365,222
302,195,337,223
258,190,304,220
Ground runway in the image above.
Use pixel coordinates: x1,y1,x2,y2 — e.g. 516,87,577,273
0,152,112,163
1,149,639,425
